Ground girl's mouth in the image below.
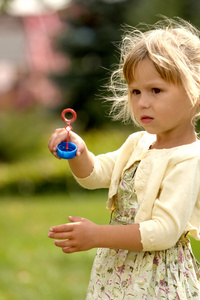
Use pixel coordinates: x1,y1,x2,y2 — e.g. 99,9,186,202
141,115,154,124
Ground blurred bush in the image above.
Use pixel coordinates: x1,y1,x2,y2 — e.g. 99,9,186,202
0,110,136,195
0,110,48,162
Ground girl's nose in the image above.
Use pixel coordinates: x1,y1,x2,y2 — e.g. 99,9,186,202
138,94,150,108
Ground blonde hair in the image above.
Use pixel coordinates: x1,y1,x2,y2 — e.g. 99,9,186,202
108,17,200,124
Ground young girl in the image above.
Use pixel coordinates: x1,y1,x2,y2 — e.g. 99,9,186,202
48,17,200,299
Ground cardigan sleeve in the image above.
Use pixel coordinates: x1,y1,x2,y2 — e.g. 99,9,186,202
73,131,146,190
140,157,200,251
73,150,119,189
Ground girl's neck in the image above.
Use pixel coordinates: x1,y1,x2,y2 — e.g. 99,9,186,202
150,131,197,150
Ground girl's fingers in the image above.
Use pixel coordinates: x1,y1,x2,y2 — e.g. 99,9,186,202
68,216,83,222
54,239,74,247
48,128,68,154
62,247,75,254
49,216,83,234
49,223,73,233
48,232,71,239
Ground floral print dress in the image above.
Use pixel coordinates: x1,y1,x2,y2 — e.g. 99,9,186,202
86,162,200,300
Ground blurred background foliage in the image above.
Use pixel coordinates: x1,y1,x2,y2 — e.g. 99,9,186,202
0,0,200,192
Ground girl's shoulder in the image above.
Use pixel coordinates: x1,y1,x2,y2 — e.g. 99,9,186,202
168,139,200,161
147,139,200,168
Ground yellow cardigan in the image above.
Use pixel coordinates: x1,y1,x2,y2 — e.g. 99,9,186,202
74,131,200,251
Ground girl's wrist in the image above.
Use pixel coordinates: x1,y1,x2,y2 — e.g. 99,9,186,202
93,224,104,248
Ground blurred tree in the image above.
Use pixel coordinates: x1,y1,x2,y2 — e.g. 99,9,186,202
51,0,138,129
126,0,200,27
51,0,200,129
0,0,11,12
180,0,200,27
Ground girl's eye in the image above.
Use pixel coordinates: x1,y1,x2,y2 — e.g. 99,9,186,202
132,89,140,95
152,88,161,94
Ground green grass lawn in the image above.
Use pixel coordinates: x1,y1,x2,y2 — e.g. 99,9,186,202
0,192,199,300
0,191,110,300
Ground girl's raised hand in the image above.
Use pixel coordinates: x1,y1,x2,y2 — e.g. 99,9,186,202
48,216,98,254
48,129,86,159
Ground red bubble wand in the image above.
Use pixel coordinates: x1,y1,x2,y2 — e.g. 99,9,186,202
61,108,77,150
57,108,77,159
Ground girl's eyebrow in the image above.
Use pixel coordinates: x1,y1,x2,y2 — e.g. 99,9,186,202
129,79,166,88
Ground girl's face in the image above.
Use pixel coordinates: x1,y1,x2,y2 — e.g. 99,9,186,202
129,58,197,147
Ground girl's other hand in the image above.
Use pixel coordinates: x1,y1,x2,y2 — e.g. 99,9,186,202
48,216,98,253
48,129,86,159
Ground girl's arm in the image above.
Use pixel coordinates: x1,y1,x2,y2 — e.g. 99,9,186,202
48,216,143,253
48,128,94,178
139,157,200,251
